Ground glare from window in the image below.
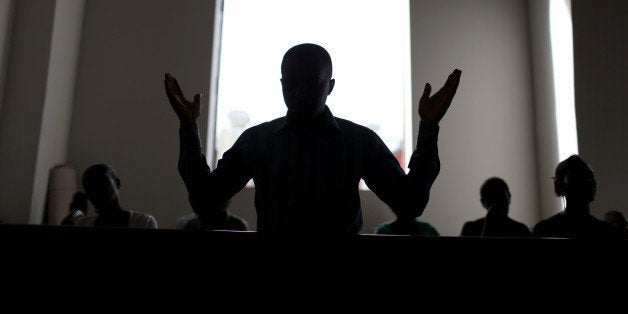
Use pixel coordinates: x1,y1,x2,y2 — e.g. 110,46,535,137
550,0,578,161
215,0,412,172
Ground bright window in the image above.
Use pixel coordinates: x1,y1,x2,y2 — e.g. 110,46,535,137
213,0,412,177
550,0,578,161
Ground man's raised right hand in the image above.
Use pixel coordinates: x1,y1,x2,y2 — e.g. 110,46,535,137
164,73,202,126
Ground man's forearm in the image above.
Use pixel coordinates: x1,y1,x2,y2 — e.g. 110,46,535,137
178,123,210,185
408,121,441,183
177,123,228,223
398,121,441,217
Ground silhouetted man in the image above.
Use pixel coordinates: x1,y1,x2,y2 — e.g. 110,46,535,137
532,155,619,238
165,43,461,234
63,164,158,228
460,177,531,237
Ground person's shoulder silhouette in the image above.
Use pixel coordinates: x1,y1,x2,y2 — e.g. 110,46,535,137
532,155,619,239
603,210,628,238
460,218,486,237
176,212,248,231
374,217,439,236
177,199,248,231
63,164,158,229
461,177,531,237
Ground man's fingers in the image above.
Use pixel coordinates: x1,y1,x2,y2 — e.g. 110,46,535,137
446,69,462,94
172,76,189,103
444,69,459,88
420,83,432,102
194,93,202,105
164,73,178,103
452,69,461,89
164,73,171,94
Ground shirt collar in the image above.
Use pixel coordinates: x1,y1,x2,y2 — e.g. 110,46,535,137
273,105,341,134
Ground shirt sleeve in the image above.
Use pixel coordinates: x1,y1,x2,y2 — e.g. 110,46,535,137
427,224,440,236
363,121,440,219
178,123,252,224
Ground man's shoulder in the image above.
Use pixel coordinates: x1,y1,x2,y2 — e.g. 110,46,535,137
465,218,485,229
505,217,532,235
415,220,434,227
373,222,393,234
461,218,484,236
538,212,564,225
415,220,439,235
589,216,619,233
335,116,366,129
240,117,287,136
334,117,377,135
532,212,564,234
507,217,530,227
129,211,158,228
247,117,285,131
467,217,485,225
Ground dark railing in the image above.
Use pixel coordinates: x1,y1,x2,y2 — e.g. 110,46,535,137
1,224,625,285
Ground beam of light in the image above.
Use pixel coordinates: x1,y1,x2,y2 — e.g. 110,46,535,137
550,0,578,161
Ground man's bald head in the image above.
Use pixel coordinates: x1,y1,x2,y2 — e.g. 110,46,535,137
281,43,332,79
280,43,335,121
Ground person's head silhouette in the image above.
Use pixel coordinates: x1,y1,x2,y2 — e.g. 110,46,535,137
603,210,627,230
532,155,620,238
82,164,121,212
460,177,530,237
553,155,596,214
480,177,511,219
61,164,158,228
280,43,335,123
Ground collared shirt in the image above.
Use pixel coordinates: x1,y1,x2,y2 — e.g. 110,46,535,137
179,106,440,234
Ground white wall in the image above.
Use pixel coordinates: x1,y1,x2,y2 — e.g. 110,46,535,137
572,0,628,220
405,0,538,235
67,0,216,227
0,0,14,120
528,0,564,220
0,0,57,223
0,0,86,224
30,0,85,224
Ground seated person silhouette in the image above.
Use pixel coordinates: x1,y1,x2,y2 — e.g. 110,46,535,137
603,210,628,238
373,215,439,236
165,43,461,234
532,155,619,239
62,164,158,228
460,177,531,237
176,199,248,231
60,191,88,225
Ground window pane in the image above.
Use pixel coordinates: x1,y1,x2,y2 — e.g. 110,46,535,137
215,0,411,184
